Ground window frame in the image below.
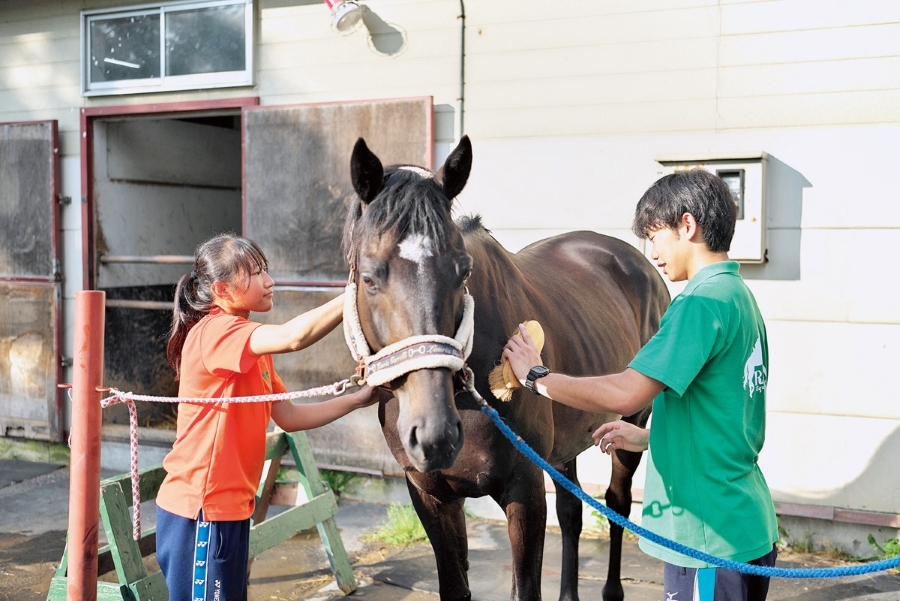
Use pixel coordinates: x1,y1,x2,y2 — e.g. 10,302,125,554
81,0,254,97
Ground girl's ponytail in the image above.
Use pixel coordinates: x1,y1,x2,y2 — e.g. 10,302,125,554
166,271,208,377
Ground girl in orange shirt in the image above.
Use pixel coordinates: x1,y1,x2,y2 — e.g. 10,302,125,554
156,233,382,601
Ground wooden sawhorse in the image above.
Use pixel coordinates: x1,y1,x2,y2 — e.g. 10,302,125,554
47,429,356,600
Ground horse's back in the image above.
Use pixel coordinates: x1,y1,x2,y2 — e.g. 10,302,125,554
517,230,668,347
461,223,668,376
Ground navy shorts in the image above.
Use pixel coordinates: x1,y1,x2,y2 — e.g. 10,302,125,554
156,505,251,601
663,545,777,601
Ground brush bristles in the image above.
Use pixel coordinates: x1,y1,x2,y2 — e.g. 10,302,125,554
489,363,516,401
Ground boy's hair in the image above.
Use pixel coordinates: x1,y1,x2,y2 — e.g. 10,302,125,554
632,169,737,252
166,233,269,377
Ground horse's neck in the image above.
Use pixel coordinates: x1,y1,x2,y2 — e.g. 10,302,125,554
465,234,536,366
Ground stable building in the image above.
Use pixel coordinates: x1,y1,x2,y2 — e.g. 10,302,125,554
1,0,898,557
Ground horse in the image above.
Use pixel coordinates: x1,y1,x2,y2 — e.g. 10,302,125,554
341,135,670,601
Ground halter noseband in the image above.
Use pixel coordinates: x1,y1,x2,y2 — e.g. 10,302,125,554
342,279,475,387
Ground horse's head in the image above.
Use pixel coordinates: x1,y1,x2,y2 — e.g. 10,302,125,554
342,136,473,473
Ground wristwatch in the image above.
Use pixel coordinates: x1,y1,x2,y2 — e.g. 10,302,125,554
524,365,551,394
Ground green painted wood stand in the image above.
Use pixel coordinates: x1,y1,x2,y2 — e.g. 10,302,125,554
47,430,357,601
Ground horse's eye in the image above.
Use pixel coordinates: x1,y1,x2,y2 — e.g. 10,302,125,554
361,274,377,290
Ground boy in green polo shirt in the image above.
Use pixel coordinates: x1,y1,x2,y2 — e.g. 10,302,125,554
503,168,778,601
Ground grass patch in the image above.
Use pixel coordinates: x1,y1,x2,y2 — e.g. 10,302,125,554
589,509,610,535
320,469,357,497
0,437,70,464
275,466,358,499
363,503,428,546
868,535,900,573
785,534,815,554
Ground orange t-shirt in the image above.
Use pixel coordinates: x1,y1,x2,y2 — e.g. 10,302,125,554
156,307,286,521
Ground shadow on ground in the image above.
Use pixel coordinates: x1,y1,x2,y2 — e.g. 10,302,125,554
2,460,899,601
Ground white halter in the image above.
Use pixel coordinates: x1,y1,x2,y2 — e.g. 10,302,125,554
343,281,475,387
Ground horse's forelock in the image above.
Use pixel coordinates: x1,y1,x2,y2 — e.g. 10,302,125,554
344,167,455,261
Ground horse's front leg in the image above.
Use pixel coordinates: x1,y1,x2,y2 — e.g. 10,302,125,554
404,477,471,601
499,461,548,600
556,458,583,601
602,407,651,601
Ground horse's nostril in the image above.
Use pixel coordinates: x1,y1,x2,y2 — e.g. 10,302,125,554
409,426,418,448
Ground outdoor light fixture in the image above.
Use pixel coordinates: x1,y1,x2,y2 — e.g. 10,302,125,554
324,0,362,32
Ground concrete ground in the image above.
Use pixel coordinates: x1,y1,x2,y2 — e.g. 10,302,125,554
2,457,900,601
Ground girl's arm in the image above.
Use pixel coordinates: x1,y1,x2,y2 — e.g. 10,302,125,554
249,294,344,356
270,384,385,432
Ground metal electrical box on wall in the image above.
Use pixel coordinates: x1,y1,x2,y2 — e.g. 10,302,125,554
656,152,768,264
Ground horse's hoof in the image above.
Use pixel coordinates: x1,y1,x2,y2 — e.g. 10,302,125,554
601,581,624,601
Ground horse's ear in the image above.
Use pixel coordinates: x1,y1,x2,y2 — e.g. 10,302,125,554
350,138,384,204
435,135,472,203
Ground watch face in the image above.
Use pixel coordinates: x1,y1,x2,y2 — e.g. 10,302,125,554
525,366,548,394
526,365,550,381
527,366,550,382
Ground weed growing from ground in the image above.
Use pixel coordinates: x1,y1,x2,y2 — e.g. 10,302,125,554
363,503,428,546
868,535,900,573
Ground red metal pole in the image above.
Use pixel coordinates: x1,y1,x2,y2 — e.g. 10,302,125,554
67,290,105,601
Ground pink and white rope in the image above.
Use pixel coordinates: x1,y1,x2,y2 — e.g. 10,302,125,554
100,378,356,540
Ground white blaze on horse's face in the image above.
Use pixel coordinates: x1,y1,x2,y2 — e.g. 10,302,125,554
395,169,435,273
398,233,434,276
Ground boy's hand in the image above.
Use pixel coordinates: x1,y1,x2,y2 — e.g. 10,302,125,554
592,420,649,454
502,323,544,384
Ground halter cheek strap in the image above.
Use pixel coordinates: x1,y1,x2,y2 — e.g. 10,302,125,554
342,281,475,387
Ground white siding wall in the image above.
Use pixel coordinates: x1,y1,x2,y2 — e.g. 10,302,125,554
2,0,899,551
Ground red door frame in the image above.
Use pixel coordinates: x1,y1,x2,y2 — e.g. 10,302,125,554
78,97,260,290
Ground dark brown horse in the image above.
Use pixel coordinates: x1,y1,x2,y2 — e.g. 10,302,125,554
342,136,670,601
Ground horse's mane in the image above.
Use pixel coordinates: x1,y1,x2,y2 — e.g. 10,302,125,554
342,167,456,260
455,213,491,236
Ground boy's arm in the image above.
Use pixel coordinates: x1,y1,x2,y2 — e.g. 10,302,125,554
531,369,663,417
503,323,664,416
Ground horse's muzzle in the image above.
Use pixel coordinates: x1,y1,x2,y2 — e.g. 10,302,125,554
395,369,464,473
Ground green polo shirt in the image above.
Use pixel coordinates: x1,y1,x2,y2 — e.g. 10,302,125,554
628,261,778,568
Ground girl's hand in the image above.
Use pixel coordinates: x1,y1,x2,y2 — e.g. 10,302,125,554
347,384,392,409
592,420,649,454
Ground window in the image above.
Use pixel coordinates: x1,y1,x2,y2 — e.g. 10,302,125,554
82,0,253,96
716,169,745,220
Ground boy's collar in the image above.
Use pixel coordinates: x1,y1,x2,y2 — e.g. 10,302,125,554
683,261,740,294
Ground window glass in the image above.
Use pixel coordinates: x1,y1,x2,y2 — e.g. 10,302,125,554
83,1,252,95
89,13,161,83
166,4,246,76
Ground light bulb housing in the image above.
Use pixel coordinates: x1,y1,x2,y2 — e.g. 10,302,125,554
324,0,362,33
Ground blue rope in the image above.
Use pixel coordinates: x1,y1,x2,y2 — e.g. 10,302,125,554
479,402,900,579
